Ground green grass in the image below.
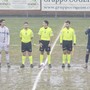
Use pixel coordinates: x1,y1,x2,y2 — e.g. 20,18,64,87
1,17,90,65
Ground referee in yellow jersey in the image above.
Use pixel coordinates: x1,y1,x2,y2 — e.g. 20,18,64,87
38,20,53,68
20,22,34,68
60,20,76,68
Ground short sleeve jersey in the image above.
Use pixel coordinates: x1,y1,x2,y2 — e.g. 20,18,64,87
38,27,53,41
20,28,33,43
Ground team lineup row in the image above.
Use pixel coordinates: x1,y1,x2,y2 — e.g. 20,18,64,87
0,19,89,69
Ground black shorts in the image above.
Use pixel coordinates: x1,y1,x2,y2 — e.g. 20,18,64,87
62,40,73,51
39,40,51,52
21,42,32,52
87,45,90,52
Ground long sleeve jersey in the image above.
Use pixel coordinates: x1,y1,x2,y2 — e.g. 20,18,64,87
60,27,76,44
85,28,90,46
0,26,10,45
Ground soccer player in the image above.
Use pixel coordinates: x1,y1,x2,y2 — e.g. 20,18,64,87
20,22,34,68
85,27,90,68
60,20,76,68
0,19,10,68
38,20,53,68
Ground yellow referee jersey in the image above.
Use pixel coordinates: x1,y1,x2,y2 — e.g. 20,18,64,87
20,28,33,43
60,27,76,44
38,27,53,41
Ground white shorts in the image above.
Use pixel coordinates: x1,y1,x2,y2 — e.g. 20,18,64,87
0,43,9,52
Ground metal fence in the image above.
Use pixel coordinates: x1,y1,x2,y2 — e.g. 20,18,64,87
0,10,90,18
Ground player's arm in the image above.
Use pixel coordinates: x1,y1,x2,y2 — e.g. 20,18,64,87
48,37,52,47
39,36,43,47
31,30,34,40
85,28,90,35
7,29,10,46
73,30,76,45
38,29,42,46
60,29,63,45
59,22,66,45
20,31,22,40
48,29,53,46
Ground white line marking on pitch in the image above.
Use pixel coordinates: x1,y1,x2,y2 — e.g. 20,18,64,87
32,24,65,90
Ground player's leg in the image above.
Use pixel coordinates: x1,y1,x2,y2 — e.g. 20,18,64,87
28,51,33,68
46,43,51,68
20,43,27,68
39,51,44,67
20,51,27,68
5,51,10,68
47,51,51,68
0,43,3,68
62,41,67,68
39,41,44,67
62,50,67,68
0,52,2,68
67,41,72,68
27,42,33,68
4,44,10,68
85,48,90,68
67,51,71,68
85,52,89,68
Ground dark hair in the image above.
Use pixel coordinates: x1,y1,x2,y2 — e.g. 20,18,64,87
44,20,49,25
65,20,70,24
0,19,5,25
0,19,5,23
24,22,28,24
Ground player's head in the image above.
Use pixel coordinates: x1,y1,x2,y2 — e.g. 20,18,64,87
65,20,70,28
24,22,29,29
43,20,49,28
0,19,5,27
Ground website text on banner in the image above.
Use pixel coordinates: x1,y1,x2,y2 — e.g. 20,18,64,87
42,0,90,11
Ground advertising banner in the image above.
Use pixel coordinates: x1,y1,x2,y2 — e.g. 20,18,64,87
0,0,40,10
42,0,90,11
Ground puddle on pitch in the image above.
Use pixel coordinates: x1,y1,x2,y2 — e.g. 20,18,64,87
0,65,90,90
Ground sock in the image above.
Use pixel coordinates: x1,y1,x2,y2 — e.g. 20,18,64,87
67,54,71,64
0,54,1,63
40,54,44,64
6,54,10,63
85,54,89,63
22,56,26,64
48,54,51,64
29,56,33,64
62,54,66,64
